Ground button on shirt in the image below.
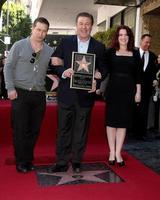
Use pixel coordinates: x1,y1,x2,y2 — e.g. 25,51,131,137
140,48,149,71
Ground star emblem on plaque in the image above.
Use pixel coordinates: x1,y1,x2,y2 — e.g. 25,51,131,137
70,52,95,90
76,56,91,72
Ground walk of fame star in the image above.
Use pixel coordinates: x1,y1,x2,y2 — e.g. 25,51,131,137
38,166,108,185
36,162,124,186
76,56,91,72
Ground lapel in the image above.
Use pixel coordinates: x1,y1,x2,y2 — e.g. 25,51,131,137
72,36,78,52
87,37,95,54
139,48,150,72
147,51,151,66
145,51,151,72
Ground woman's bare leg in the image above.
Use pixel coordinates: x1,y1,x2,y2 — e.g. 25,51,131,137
106,126,116,160
115,128,126,162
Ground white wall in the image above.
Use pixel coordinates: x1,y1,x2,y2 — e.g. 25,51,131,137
97,5,126,29
47,26,98,36
48,28,75,35
97,5,142,47
29,0,43,21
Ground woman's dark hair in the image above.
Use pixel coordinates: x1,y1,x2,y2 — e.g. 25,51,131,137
111,25,134,51
76,12,94,25
33,17,50,30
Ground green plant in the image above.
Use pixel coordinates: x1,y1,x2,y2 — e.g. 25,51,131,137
93,26,117,47
0,1,32,54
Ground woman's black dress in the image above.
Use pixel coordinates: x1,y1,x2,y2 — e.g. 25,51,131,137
105,48,142,128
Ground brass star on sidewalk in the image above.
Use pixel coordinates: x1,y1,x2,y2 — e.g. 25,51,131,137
76,56,91,72
39,166,108,185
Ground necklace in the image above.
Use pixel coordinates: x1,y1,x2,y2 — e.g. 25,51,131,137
30,37,43,53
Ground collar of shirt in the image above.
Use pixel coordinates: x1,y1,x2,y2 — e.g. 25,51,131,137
77,37,90,54
139,48,144,57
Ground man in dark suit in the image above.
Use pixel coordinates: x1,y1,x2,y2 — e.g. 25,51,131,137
48,12,107,173
133,34,158,140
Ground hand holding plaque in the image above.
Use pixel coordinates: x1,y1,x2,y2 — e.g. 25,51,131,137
70,52,95,90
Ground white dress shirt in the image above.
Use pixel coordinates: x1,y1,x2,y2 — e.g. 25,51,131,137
77,37,90,53
139,48,149,71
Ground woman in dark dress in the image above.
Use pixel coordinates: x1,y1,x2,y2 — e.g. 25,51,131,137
105,25,142,166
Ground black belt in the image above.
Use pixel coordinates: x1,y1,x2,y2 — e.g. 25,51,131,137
16,87,42,92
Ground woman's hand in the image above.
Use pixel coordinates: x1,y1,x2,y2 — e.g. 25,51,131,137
135,92,141,103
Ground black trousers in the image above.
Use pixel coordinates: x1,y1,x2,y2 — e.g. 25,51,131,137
154,99,160,130
0,74,7,99
133,95,150,138
11,88,46,164
56,102,92,165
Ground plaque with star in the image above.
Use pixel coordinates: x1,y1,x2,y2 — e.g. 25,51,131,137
70,52,95,90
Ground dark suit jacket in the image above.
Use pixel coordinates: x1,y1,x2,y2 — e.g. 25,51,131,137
138,49,157,98
52,35,107,107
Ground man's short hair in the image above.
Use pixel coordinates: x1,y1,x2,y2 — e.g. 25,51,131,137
76,12,94,25
141,34,152,40
33,17,50,30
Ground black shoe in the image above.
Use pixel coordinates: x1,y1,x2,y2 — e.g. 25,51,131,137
108,160,115,166
117,161,125,167
16,162,35,173
47,164,68,173
72,163,81,173
16,164,28,173
26,162,35,171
